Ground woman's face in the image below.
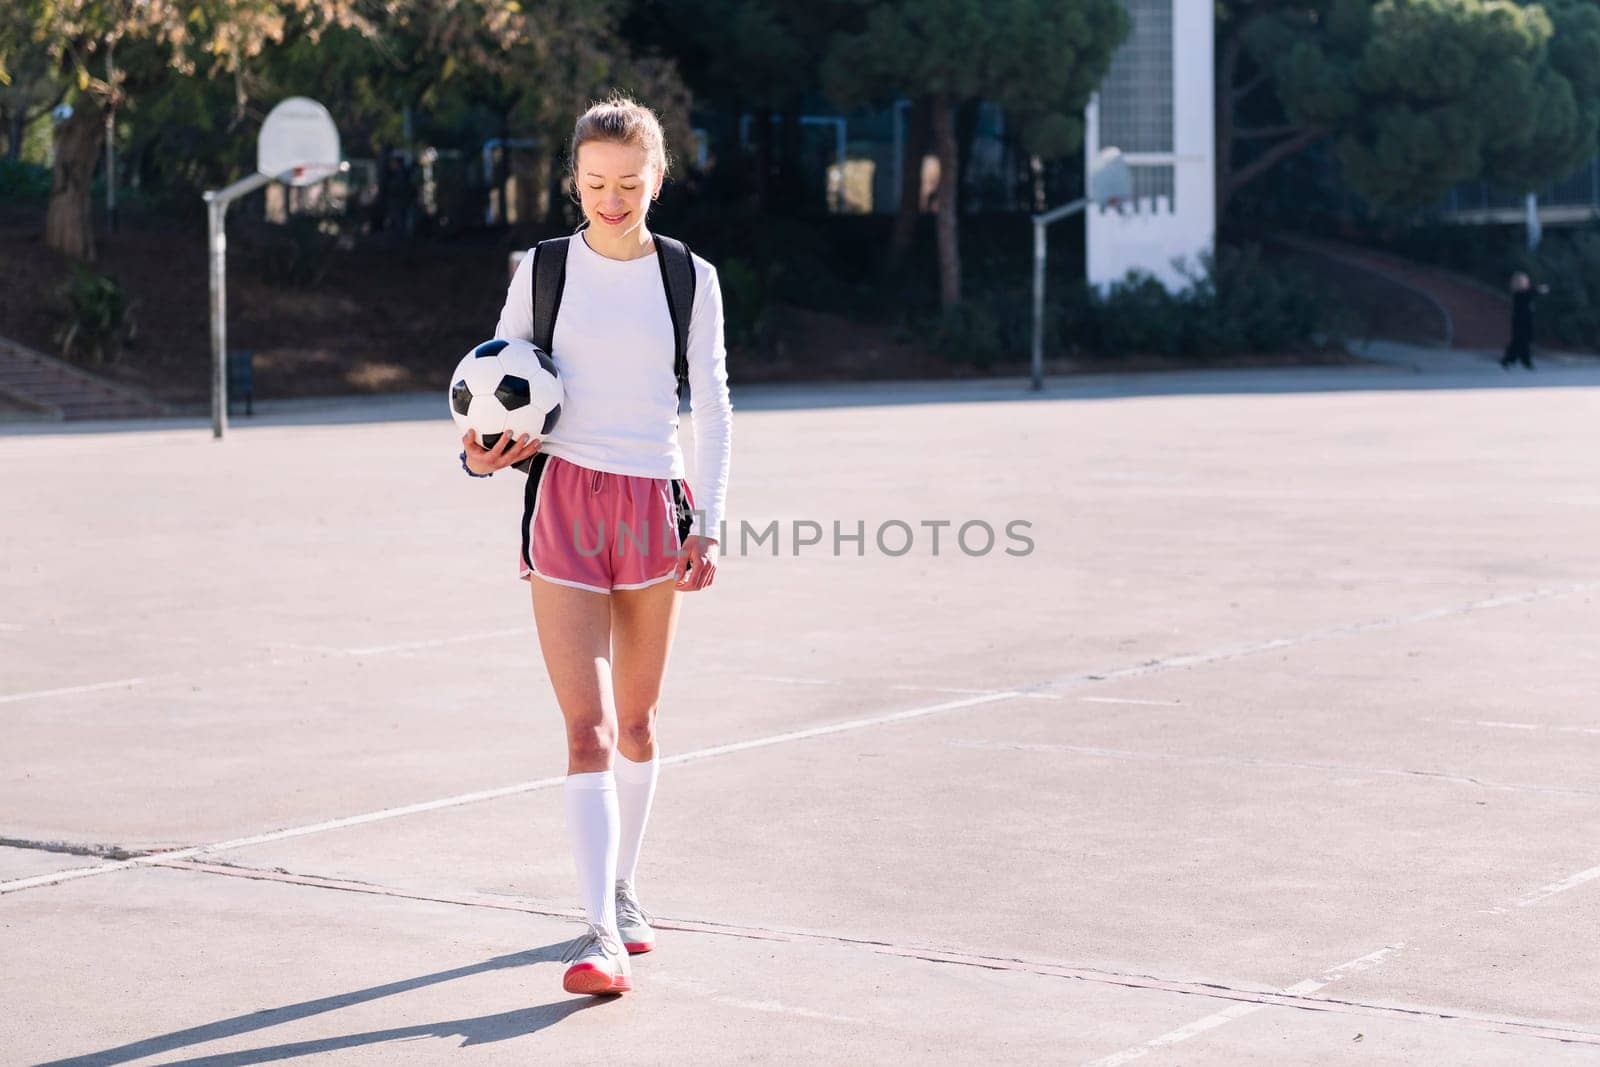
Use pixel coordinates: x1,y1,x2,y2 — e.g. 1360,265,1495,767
576,141,661,237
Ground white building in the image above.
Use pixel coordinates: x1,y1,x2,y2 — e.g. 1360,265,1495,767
1085,0,1215,293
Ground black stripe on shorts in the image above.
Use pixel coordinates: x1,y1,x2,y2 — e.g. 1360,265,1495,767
519,451,552,573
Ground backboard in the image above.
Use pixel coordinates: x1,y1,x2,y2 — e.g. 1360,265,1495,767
259,97,341,187
1089,146,1132,208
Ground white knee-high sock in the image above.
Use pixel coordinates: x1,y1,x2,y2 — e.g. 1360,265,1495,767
564,770,619,934
613,751,660,887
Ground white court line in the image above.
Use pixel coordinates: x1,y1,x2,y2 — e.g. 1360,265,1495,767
1452,719,1600,737
652,975,865,1025
1091,816,1600,1062
1518,863,1600,908
891,683,1063,700
8,581,1593,707
341,626,535,657
0,675,167,706
0,691,1024,896
1041,581,1600,695
948,740,1600,799
0,775,573,894
1084,944,1405,1066
5,581,1596,896
0,625,540,706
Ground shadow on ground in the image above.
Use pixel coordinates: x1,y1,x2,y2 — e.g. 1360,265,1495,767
41,943,606,1066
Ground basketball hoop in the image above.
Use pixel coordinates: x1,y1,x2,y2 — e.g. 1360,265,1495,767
1089,147,1132,208
203,96,343,439
1027,145,1132,391
259,97,341,186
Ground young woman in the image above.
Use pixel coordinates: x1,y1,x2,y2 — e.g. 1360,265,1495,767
459,95,732,996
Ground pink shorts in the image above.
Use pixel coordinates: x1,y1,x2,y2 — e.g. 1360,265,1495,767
518,453,696,593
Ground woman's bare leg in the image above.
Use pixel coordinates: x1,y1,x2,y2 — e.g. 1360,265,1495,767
530,576,616,772
609,578,680,901
530,575,623,953
611,578,682,762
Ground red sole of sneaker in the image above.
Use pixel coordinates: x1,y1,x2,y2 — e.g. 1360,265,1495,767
563,963,631,996
625,941,654,955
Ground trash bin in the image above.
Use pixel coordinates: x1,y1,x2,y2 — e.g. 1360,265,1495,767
227,349,254,416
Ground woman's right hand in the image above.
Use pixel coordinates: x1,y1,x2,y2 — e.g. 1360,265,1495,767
462,430,541,475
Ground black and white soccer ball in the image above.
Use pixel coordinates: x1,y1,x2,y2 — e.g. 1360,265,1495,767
448,338,562,450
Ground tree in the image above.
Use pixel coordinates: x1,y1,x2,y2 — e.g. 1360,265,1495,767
6,0,375,261
824,0,1128,309
625,1,859,213
0,4,66,162
2,0,687,256
1216,0,1600,219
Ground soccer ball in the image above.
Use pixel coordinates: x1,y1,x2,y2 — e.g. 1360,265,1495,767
448,338,562,450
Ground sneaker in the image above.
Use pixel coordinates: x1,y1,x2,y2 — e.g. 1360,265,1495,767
561,922,632,995
615,879,657,954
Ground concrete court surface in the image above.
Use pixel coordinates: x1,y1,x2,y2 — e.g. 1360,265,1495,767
2,351,1599,1064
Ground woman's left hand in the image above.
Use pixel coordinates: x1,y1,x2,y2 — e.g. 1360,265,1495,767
675,535,719,592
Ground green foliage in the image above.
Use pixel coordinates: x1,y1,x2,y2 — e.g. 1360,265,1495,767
1234,0,1600,208
915,244,1324,369
1175,244,1327,355
54,265,135,365
823,0,1128,162
1362,219,1600,352
0,158,49,201
1090,272,1188,356
1511,228,1600,349
240,216,341,290
717,256,772,349
1056,245,1330,361
924,301,1008,369
901,234,1324,367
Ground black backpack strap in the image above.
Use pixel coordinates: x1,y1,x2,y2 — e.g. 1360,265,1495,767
530,236,571,355
652,234,696,400
510,238,570,476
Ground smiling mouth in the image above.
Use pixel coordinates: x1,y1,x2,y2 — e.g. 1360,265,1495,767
599,211,628,224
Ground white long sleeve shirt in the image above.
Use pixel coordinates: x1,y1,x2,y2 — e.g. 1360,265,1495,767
494,231,733,539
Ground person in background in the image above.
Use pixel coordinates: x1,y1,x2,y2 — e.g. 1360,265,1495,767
1500,271,1548,371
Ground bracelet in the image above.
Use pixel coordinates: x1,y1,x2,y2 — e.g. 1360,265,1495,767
459,450,493,478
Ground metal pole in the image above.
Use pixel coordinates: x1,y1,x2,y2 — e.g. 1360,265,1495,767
1031,219,1046,391
1028,197,1088,393
1526,192,1542,251
892,101,905,202
834,120,846,187
104,43,117,233
202,171,274,439
208,197,227,439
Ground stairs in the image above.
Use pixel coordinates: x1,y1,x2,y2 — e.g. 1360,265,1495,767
0,335,168,421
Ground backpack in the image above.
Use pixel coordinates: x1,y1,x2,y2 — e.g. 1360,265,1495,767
510,231,696,476
529,230,697,394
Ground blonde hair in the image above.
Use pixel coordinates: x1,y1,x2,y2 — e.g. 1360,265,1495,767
568,93,672,193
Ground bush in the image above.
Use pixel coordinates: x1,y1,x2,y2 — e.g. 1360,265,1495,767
924,301,1008,370
1092,271,1187,355
1514,229,1600,349
239,215,341,289
1179,245,1325,356
1066,244,1329,360
55,266,137,365
911,242,1328,368
718,255,771,349
0,160,51,204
